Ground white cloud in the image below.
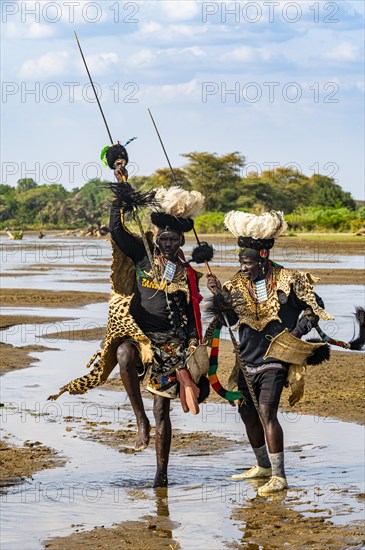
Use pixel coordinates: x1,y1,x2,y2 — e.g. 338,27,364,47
325,42,359,61
79,52,119,76
137,22,208,42
158,78,198,100
129,49,156,67
5,21,56,39
160,1,200,21
221,46,275,63
18,51,69,79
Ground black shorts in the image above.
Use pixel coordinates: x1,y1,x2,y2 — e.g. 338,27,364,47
237,367,288,409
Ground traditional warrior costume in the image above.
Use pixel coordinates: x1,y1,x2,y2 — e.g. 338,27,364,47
208,210,333,495
215,210,333,404
109,187,204,399
49,175,208,405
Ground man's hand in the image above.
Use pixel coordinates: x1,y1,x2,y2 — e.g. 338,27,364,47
113,159,128,183
291,309,319,338
187,338,199,355
207,273,222,294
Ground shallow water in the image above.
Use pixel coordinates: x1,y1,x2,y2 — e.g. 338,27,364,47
1,237,364,274
1,337,365,549
1,239,364,549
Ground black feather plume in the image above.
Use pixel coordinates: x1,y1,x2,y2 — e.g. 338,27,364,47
305,339,331,365
205,292,238,327
349,306,365,350
191,242,214,264
106,182,159,216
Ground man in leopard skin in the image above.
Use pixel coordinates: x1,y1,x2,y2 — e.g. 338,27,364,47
108,145,209,487
207,210,333,495
49,144,209,488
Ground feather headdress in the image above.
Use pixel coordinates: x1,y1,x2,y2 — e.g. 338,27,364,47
224,210,288,240
151,186,205,233
153,187,204,219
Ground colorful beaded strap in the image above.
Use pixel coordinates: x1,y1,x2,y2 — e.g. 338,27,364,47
208,326,243,402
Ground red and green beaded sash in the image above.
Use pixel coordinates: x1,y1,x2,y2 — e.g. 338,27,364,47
208,326,243,402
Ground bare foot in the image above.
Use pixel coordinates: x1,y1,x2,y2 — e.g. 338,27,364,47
153,472,168,488
135,418,150,451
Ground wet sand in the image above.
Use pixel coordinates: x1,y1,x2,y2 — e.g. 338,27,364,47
44,514,180,550
209,266,364,285
0,288,109,307
0,438,64,491
0,315,74,330
229,498,365,549
0,342,59,375
79,420,242,456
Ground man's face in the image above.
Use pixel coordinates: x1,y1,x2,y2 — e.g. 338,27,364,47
239,255,261,281
158,231,182,260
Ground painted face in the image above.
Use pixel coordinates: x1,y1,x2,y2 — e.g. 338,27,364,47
158,231,182,260
239,255,261,281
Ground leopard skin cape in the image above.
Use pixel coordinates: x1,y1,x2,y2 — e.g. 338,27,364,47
221,265,334,406
223,266,334,332
48,235,157,400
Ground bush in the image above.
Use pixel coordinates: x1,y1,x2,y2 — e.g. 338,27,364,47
194,212,225,233
286,206,358,232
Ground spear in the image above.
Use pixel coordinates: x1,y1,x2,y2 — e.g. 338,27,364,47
74,31,113,144
74,33,160,284
147,108,262,418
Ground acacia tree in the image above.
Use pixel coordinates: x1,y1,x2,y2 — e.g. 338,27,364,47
181,151,246,211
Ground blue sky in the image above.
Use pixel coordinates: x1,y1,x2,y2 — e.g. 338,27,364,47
1,0,364,198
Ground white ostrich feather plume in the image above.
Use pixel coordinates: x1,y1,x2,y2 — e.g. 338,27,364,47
153,186,204,219
224,210,288,239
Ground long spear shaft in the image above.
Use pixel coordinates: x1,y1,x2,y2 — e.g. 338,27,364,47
148,108,262,418
75,33,160,284
74,31,113,145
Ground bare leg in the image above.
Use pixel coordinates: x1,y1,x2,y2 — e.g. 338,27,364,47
239,404,266,449
117,342,150,451
153,395,171,488
259,404,283,454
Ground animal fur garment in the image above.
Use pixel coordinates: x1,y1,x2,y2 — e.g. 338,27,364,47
153,186,205,219
349,307,365,350
305,339,331,365
224,210,288,239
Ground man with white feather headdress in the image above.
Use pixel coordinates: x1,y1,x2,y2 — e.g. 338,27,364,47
48,145,210,488
207,210,333,495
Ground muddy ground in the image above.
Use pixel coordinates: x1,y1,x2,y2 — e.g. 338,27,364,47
0,342,59,375
0,437,65,491
0,288,109,307
210,266,364,285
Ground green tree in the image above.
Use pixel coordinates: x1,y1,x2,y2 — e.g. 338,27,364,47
16,178,38,192
71,178,110,225
309,175,356,209
181,151,246,211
